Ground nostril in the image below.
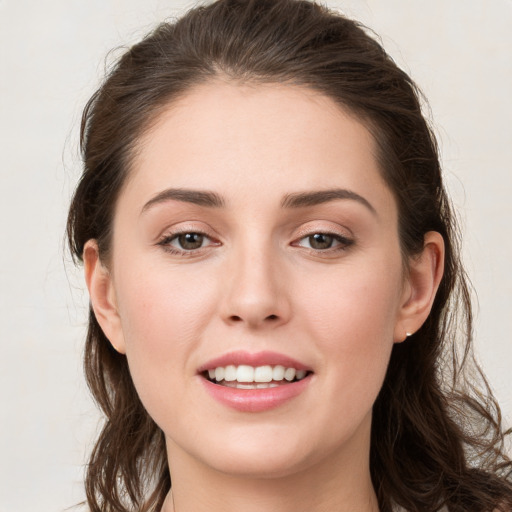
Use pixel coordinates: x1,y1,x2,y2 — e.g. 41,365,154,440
228,314,279,323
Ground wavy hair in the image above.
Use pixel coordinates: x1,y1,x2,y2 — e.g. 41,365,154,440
67,1,512,510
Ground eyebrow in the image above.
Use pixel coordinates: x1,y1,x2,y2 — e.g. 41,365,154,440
140,187,376,215
281,188,377,215
141,188,225,213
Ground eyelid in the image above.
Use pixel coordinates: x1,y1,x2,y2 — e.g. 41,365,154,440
155,222,221,255
155,221,217,240
292,221,353,241
293,232,353,249
290,222,355,253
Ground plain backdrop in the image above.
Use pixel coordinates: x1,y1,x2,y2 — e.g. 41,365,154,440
0,1,511,510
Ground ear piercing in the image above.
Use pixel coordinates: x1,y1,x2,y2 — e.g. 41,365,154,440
402,331,413,342
397,331,415,343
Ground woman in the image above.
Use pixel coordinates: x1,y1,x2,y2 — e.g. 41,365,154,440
67,0,512,510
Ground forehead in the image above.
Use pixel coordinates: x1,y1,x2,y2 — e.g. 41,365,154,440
121,81,395,217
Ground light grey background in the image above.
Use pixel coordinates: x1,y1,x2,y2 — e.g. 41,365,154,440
1,1,511,511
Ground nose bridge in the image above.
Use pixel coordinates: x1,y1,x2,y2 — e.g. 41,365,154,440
221,231,290,328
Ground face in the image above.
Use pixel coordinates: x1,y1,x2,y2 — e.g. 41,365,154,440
95,82,414,478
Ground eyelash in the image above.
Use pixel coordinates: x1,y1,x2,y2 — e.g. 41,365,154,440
292,232,354,254
156,230,354,256
157,230,218,256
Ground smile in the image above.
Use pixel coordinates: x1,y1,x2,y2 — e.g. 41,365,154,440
198,351,314,412
205,364,309,389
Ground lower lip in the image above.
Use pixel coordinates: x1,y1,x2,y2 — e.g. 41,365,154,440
200,376,312,412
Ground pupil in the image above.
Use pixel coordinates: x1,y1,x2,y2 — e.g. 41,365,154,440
309,233,333,250
179,233,204,250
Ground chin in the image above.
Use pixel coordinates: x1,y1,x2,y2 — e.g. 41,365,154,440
205,448,313,479
177,422,354,480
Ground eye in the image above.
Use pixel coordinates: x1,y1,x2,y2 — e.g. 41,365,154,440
158,231,217,253
174,232,207,250
295,232,353,251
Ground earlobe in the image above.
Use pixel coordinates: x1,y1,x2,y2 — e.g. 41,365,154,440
83,240,126,354
394,231,445,343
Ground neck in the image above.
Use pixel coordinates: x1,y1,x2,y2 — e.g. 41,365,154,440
162,421,379,512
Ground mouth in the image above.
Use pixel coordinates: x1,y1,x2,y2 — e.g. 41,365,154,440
197,351,314,411
202,364,312,389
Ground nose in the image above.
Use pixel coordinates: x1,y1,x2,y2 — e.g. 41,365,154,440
219,244,291,329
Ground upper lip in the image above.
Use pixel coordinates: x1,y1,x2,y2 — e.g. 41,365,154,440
197,350,312,373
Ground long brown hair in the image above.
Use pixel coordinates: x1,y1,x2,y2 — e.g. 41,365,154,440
67,1,512,510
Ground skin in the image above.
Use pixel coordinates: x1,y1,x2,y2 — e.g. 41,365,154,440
85,82,444,512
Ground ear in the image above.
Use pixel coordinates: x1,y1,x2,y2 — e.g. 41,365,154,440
83,240,126,354
394,231,445,343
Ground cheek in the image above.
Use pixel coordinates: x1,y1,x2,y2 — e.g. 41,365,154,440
299,255,402,341
296,259,402,415
112,261,219,407
116,261,218,346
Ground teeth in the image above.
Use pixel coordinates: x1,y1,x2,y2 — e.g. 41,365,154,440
256,383,278,389
214,367,225,381
296,369,306,380
236,365,254,382
237,383,257,389
272,365,285,380
223,382,280,389
224,365,237,382
205,364,309,384
254,365,273,382
284,368,296,381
